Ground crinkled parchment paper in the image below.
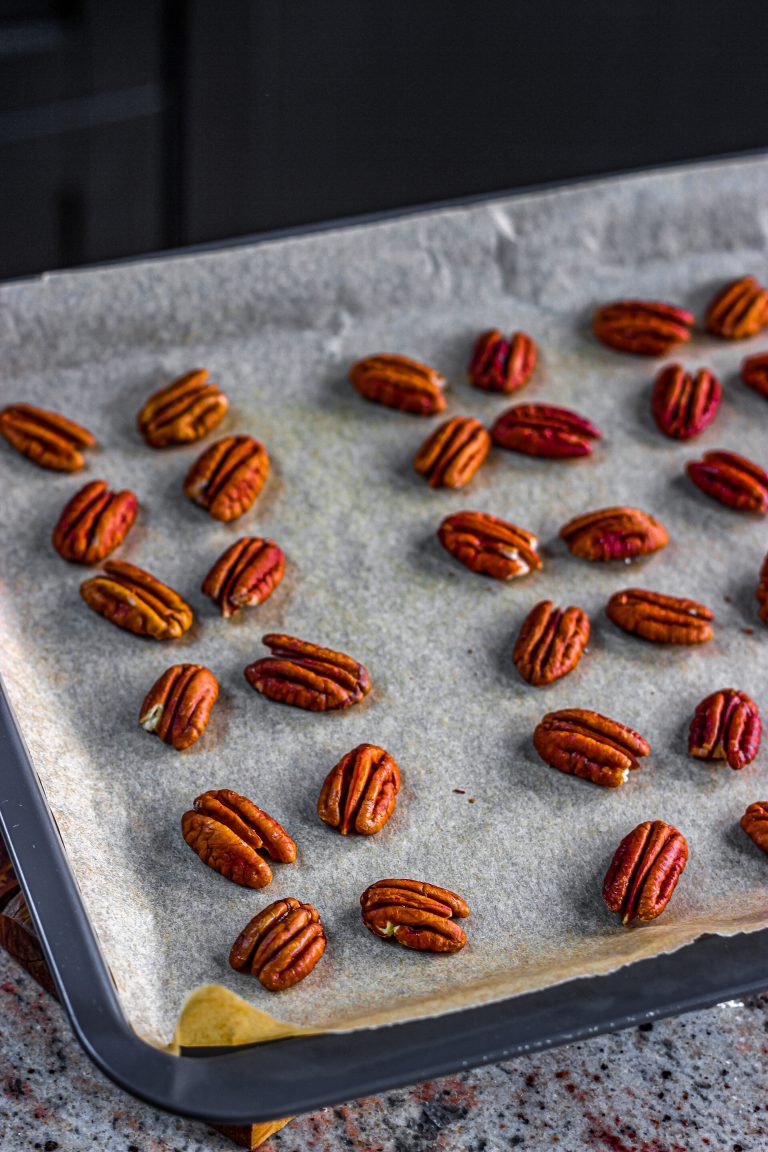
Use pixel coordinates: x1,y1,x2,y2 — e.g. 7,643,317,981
0,156,767,1049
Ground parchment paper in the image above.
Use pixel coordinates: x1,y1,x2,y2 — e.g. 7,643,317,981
0,155,767,1049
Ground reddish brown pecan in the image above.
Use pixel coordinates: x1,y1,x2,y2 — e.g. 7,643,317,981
592,301,694,356
437,510,541,581
317,744,400,836
533,708,650,788
688,689,762,771
651,364,722,440
349,354,446,415
605,588,714,645
491,402,601,459
137,368,228,447
559,506,669,562
741,802,768,855
413,416,491,489
52,480,137,565
139,664,219,750
244,633,371,711
741,351,768,399
513,601,590,686
705,275,768,339
202,536,285,618
182,788,296,889
0,403,96,472
184,434,269,521
360,879,469,953
229,898,326,990
467,329,537,393
758,552,768,626
602,821,688,924
80,560,193,639
686,450,768,514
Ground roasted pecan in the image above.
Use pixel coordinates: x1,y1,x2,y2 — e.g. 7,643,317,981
491,402,601,459
229,898,326,990
758,552,768,626
592,301,694,356
686,450,768,514
80,560,193,639
467,329,537,393
513,601,590,686
705,275,768,339
688,689,762,771
741,351,768,399
360,879,469,953
605,588,714,645
202,536,285,618
0,403,96,472
741,802,768,854
137,368,228,447
413,416,491,489
244,633,371,711
349,354,446,415
602,821,688,924
139,664,219,750
651,364,721,440
182,788,296,888
184,434,269,521
317,744,400,835
533,708,650,788
437,510,541,580
559,506,669,562
51,480,137,565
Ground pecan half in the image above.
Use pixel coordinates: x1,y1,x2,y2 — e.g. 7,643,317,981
137,368,228,447
491,402,601,459
80,560,193,639
229,898,326,990
602,821,688,924
202,536,285,618
651,364,722,440
0,403,96,472
705,275,768,339
467,329,537,393
741,802,768,855
139,664,219,750
605,588,714,645
533,708,650,788
758,552,768,626
437,510,541,581
413,417,491,489
349,354,446,415
360,879,469,953
592,301,694,356
688,689,762,771
318,744,400,835
513,601,590,686
183,434,269,521
686,450,768,514
52,480,137,565
244,633,371,711
559,506,669,562
182,788,296,888
741,351,768,399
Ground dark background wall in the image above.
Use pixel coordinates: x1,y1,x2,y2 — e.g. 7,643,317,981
2,0,768,280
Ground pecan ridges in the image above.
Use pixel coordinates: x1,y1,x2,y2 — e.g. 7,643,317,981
137,369,228,447
229,898,326,990
688,689,762,771
0,403,96,472
52,480,137,565
182,788,296,888
602,821,688,924
349,354,446,415
593,301,694,356
139,664,219,750
360,879,469,953
413,416,491,489
741,802,768,855
80,560,193,639
605,588,714,645
686,450,768,514
559,506,669,562
437,510,541,581
467,329,537,393
184,434,269,521
318,744,400,836
758,552,768,626
244,633,371,711
533,708,650,788
741,352,768,399
491,403,601,458
651,364,722,440
202,536,285,618
513,601,590,686
705,275,768,339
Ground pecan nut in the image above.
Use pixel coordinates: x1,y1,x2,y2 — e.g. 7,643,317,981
139,664,219,750
360,879,470,953
688,689,762,771
758,552,768,627
137,368,228,447
0,403,96,472
202,536,285,618
437,510,541,581
491,402,601,458
651,364,722,440
52,480,137,565
741,802,768,855
467,329,537,393
317,744,400,835
182,789,296,888
705,275,768,339
741,351,768,399
602,821,688,924
184,434,269,521
686,450,768,514
80,560,193,639
513,601,590,686
533,708,650,788
605,588,714,645
592,300,694,356
349,354,446,415
229,898,326,990
244,633,371,711
413,416,491,489
559,506,669,562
